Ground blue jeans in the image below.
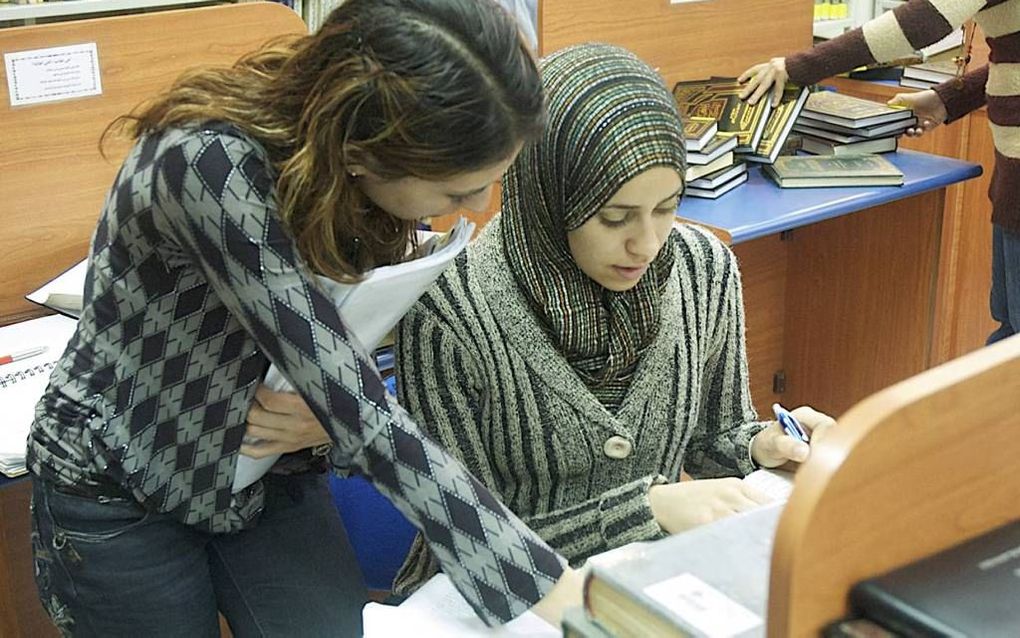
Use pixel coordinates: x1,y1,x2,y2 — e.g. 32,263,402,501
988,224,1020,345
31,472,368,637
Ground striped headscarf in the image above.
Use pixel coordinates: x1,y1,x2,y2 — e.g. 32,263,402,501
501,43,686,410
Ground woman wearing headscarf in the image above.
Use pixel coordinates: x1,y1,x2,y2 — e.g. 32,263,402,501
389,42,835,593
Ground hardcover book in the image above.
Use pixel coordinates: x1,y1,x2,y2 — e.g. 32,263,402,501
795,116,917,140
902,59,957,85
850,518,1020,638
562,607,615,638
686,169,748,200
801,91,914,129
793,122,868,145
688,162,748,190
584,502,783,638
899,77,940,90
684,116,719,152
848,65,905,82
685,152,734,182
765,154,904,188
687,134,739,165
800,135,898,156
673,77,774,153
745,85,810,164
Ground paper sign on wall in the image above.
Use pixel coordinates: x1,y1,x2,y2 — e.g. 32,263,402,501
5,43,102,107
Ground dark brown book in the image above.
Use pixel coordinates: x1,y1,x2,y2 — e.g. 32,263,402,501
850,518,1020,638
745,85,810,164
673,77,773,153
683,116,718,152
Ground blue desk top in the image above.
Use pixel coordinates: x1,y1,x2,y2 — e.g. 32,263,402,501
678,150,982,244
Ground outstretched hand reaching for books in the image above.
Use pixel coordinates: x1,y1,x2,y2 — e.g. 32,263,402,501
738,57,789,107
887,90,947,137
241,385,330,458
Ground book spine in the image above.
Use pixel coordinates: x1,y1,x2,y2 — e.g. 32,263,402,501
850,582,964,637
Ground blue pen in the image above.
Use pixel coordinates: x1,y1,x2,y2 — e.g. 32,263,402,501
772,403,810,443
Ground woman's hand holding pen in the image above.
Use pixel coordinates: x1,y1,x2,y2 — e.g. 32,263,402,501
738,57,789,106
751,405,836,468
241,385,329,458
887,90,947,137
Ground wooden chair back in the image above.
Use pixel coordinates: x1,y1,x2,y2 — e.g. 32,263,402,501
769,334,1020,635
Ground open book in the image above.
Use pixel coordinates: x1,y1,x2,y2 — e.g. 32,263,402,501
233,218,475,491
0,314,78,476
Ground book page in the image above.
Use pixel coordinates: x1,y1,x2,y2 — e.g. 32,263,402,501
742,469,794,502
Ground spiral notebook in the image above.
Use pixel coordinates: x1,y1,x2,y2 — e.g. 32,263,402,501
0,314,78,476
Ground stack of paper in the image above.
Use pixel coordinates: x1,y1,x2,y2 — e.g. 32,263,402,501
0,314,78,476
233,217,475,491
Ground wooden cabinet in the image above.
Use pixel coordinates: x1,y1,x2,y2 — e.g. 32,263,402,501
827,77,997,365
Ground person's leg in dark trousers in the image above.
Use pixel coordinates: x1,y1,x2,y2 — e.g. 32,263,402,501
988,224,1020,345
209,472,369,637
30,478,221,638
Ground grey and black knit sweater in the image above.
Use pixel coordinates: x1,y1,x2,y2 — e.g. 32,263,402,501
392,218,766,592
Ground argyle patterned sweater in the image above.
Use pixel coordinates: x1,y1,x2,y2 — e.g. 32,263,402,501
27,124,561,625
785,0,1020,234
392,219,766,593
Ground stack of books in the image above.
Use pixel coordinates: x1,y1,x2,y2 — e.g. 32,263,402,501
683,116,744,199
898,28,963,90
899,59,957,90
675,79,808,198
793,91,916,156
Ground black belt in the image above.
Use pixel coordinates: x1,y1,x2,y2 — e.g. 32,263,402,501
53,478,134,501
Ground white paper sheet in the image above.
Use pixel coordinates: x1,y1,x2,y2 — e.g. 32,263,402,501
5,43,103,107
363,574,559,638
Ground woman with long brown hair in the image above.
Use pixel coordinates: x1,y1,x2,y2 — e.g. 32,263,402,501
26,1,578,635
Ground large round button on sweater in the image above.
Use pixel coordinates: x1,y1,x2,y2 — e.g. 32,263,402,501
603,435,633,459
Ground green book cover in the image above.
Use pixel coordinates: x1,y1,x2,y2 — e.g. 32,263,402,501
766,154,904,188
802,91,914,128
673,78,773,152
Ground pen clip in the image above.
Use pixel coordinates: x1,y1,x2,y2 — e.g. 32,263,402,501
772,403,809,443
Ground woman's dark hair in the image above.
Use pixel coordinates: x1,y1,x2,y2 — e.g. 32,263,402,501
106,0,545,280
